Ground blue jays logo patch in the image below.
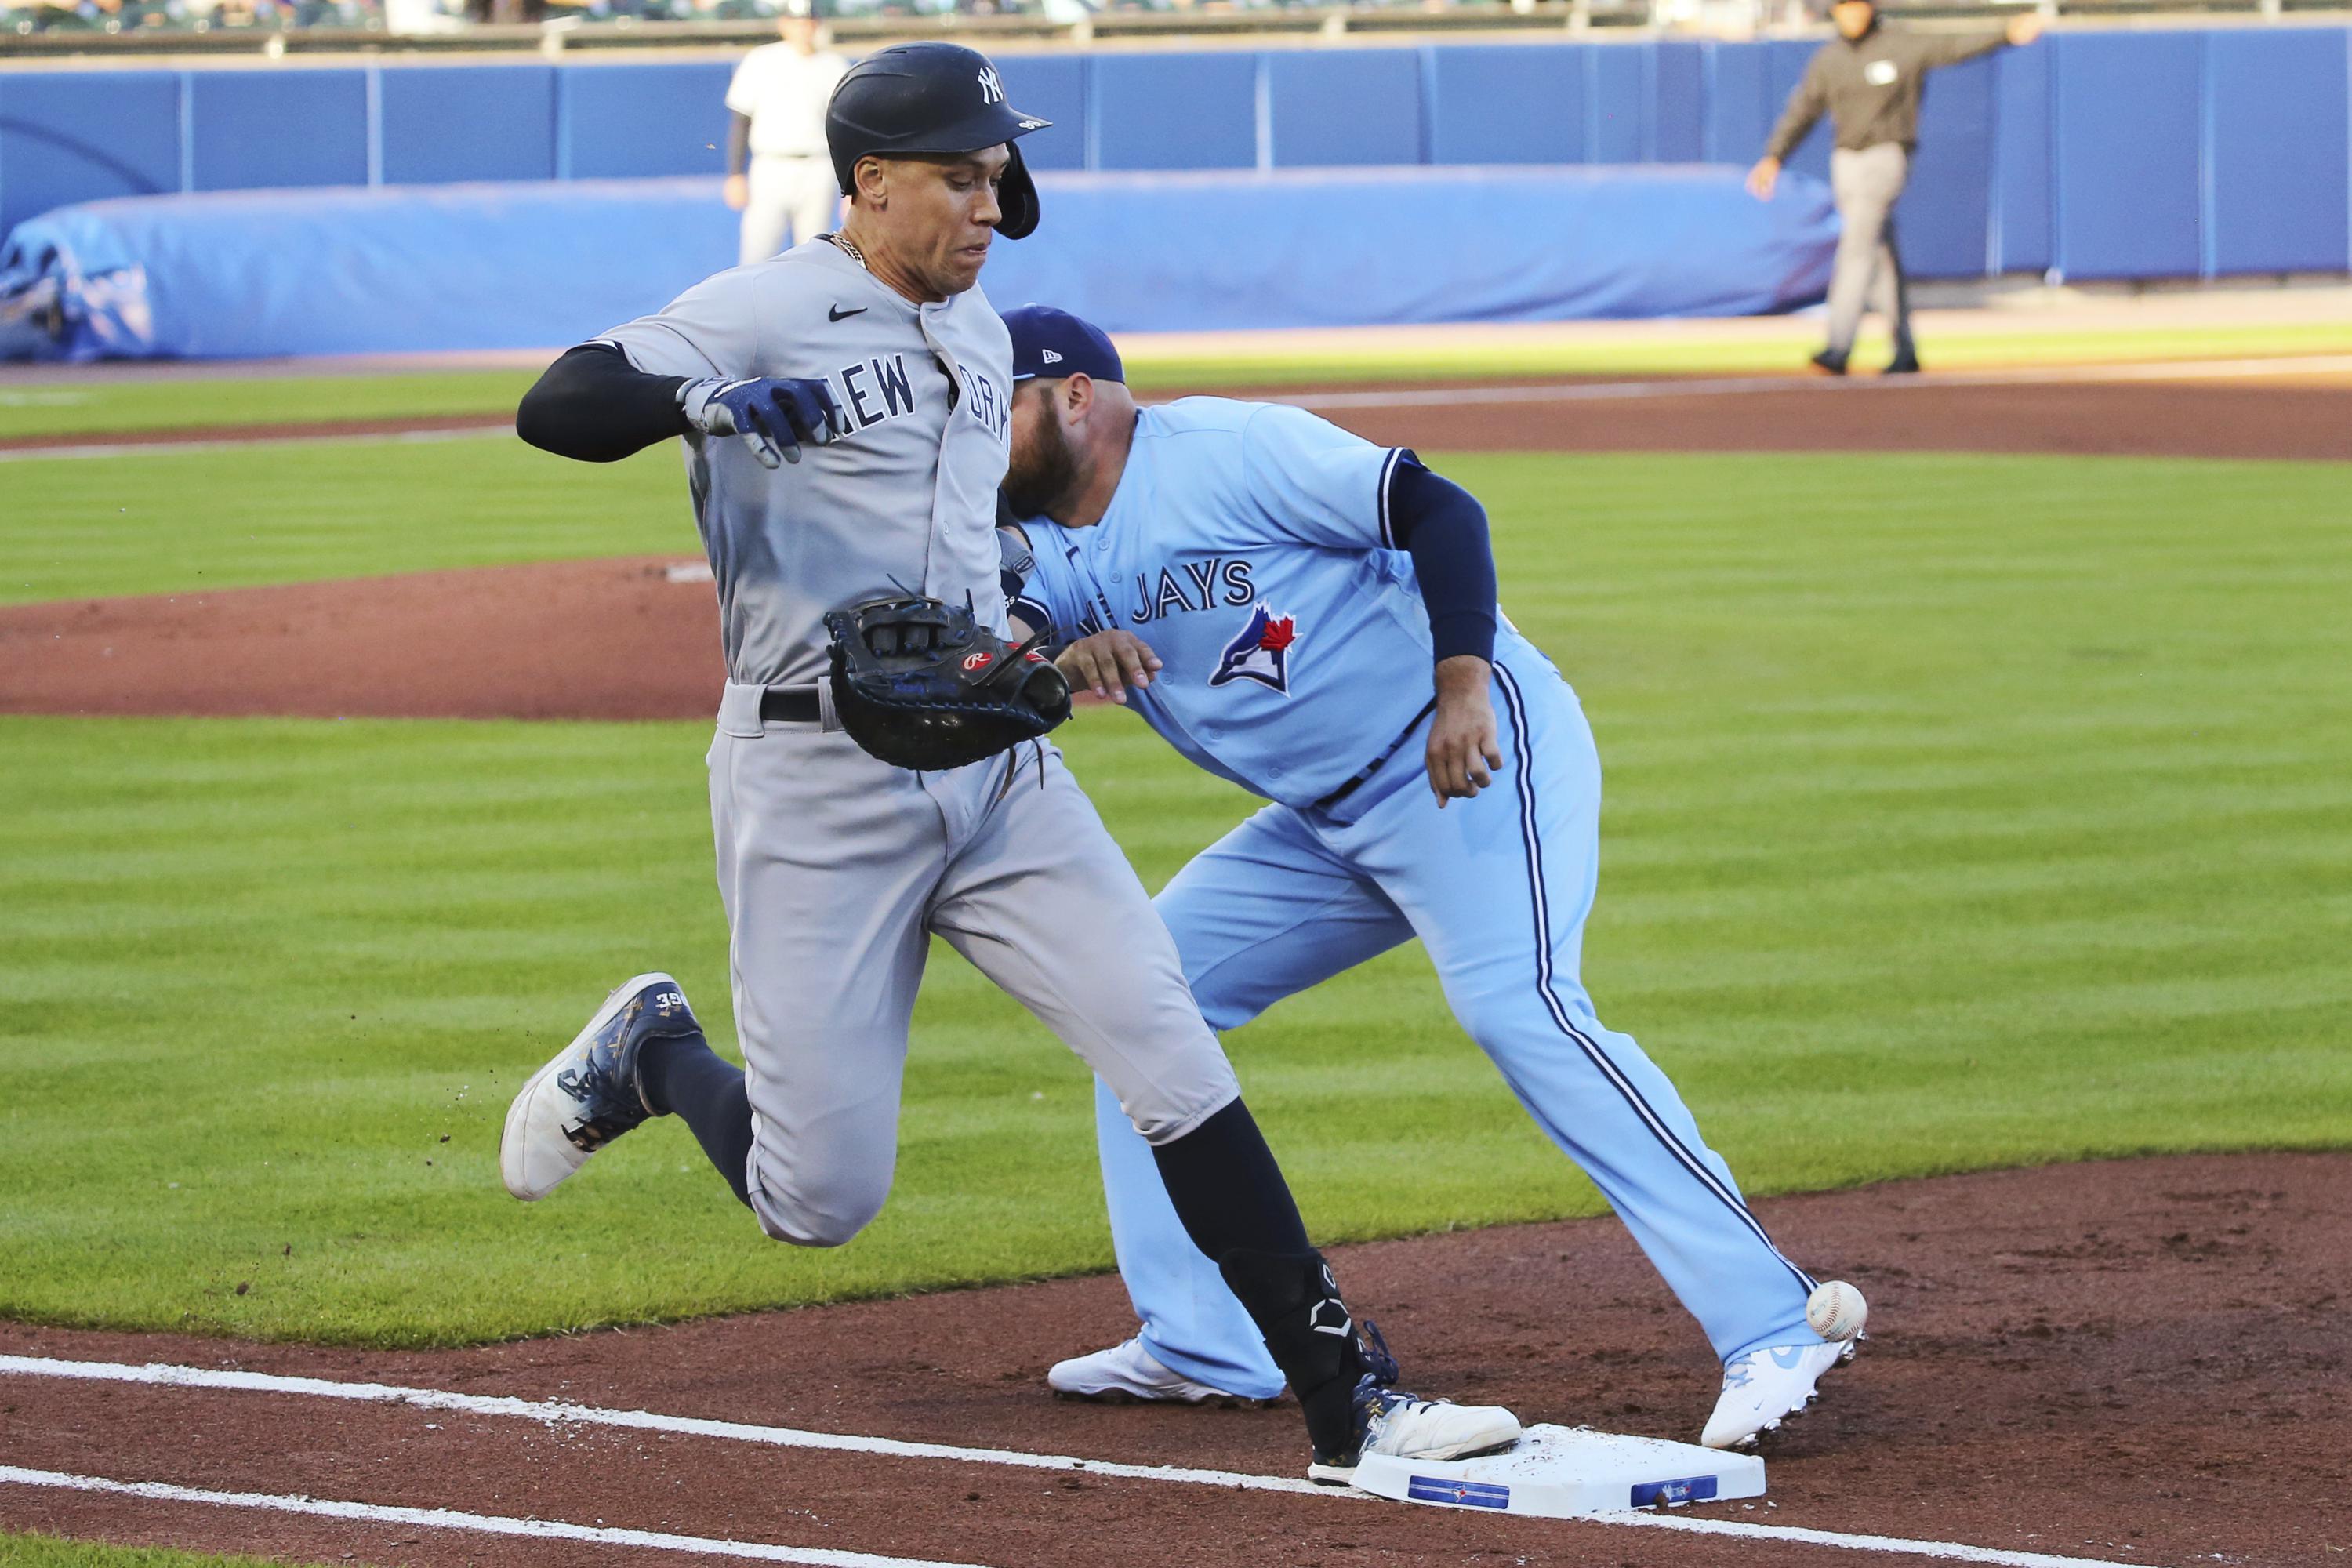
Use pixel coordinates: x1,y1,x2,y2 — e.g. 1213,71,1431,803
1210,604,1298,694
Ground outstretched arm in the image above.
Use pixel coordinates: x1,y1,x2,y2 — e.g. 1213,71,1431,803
516,343,691,464
518,343,844,469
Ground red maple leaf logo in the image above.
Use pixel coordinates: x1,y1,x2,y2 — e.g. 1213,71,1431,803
1257,615,1297,652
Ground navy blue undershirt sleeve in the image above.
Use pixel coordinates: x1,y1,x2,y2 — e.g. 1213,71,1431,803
516,343,690,463
1385,453,1499,665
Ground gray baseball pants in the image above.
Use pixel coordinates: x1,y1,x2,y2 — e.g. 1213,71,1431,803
706,679,1243,1247
1826,143,1914,359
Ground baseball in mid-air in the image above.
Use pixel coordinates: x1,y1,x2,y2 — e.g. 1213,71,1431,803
1806,1279,1868,1341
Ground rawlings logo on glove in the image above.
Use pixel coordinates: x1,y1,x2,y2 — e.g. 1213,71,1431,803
823,595,1071,771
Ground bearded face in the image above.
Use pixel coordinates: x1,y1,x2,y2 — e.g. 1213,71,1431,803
1002,383,1082,519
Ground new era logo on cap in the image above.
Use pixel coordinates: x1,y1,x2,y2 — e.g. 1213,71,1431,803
1004,303,1125,385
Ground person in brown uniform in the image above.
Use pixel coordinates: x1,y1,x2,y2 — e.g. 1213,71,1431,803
1748,0,2044,375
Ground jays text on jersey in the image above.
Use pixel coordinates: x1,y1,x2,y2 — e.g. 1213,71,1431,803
1007,397,1510,808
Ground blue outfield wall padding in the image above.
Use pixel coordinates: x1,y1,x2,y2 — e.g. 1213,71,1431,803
0,71,183,241
1091,52,1258,171
1267,48,1422,168
0,165,1835,361
1587,45,1644,165
1428,45,1584,165
997,53,1087,172
189,71,369,193
379,65,558,185
985,165,1835,332
1993,44,2053,275
561,62,733,179
1652,41,1705,162
1702,40,1771,165
0,179,735,361
1896,54,1996,281
2205,31,2350,275
2053,32,2203,280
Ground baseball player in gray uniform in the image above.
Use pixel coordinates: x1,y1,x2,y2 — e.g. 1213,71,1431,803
500,42,1518,1486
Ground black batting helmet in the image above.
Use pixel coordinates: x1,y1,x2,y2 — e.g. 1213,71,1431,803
826,43,1051,241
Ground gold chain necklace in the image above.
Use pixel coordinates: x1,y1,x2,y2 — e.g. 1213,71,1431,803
826,232,869,270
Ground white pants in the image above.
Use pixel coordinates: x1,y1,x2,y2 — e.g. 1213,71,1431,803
739,154,840,267
706,681,1243,1248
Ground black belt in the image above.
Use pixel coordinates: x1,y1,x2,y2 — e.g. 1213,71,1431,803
759,687,822,724
1312,697,1439,811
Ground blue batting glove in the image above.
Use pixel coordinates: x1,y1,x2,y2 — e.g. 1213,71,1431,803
677,376,845,469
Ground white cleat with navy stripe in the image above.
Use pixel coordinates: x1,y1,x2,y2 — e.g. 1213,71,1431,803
1700,1337,1857,1450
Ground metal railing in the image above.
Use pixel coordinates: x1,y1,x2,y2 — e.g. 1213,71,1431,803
1,0,2337,57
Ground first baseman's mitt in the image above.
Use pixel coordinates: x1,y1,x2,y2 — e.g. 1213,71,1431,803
823,595,1071,771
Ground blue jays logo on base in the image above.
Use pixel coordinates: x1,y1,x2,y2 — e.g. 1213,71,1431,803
1210,605,1298,694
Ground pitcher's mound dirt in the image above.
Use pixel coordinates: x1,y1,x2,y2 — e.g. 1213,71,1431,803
0,556,724,720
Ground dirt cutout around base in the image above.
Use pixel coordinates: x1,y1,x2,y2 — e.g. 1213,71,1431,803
2,1152,2345,1568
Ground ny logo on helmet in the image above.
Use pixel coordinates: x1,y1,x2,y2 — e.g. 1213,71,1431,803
978,67,1005,105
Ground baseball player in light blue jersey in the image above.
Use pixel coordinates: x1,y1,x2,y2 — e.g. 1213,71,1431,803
995,306,1863,1451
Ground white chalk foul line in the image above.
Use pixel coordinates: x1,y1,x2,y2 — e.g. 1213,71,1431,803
0,1354,2152,1568
0,1353,1323,1497
0,1464,987,1568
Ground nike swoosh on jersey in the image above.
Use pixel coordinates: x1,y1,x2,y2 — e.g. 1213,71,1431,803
829,304,867,322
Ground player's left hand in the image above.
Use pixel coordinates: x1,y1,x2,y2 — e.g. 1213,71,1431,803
1427,655,1503,808
1057,629,1161,705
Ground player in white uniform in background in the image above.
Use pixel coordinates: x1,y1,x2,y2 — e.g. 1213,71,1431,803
723,0,850,269
994,307,1861,1453
499,44,1519,1487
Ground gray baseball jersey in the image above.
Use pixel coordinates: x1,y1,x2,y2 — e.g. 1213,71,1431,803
597,237,1015,688
586,241,1240,1247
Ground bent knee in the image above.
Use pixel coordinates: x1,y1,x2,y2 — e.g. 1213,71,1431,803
746,1164,891,1249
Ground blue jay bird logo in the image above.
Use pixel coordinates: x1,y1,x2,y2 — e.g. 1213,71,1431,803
1210,604,1298,694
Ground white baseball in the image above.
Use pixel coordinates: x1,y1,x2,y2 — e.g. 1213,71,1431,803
1806,1279,1868,1342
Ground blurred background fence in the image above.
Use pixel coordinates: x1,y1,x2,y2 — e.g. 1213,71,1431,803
5,27,2346,280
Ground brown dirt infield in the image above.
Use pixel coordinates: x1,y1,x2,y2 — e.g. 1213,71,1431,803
3,1152,2346,1568
5,367,2347,1567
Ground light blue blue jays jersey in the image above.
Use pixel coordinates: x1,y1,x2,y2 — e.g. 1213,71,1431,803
1012,400,1827,1398
1011,397,1515,810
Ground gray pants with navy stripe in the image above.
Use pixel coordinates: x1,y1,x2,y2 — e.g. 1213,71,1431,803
1080,644,1821,1395
707,680,1241,1247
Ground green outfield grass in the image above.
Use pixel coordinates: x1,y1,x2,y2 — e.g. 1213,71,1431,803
1126,320,2352,390
0,438,684,606
3,448,2347,1345
0,1537,307,1568
0,371,540,442
5,316,2349,441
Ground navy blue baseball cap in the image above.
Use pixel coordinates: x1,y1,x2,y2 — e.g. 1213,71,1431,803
1004,304,1124,385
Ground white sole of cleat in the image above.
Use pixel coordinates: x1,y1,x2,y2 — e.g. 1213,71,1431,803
499,971,677,1202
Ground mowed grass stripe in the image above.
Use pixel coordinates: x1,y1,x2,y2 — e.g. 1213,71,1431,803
0,437,691,607
0,1534,324,1568
2,448,2347,1343
8,320,2352,440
